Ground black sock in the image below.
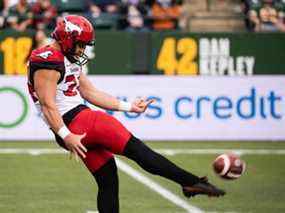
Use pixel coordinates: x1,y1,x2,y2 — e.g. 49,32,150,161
93,158,119,213
123,135,200,187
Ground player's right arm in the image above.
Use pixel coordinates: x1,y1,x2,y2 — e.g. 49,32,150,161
33,69,87,159
79,72,154,113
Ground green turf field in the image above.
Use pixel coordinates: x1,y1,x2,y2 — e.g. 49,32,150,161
0,141,285,213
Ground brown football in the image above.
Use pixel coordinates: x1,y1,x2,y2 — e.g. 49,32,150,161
213,153,246,180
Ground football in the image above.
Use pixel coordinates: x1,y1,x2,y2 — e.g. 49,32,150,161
213,153,246,180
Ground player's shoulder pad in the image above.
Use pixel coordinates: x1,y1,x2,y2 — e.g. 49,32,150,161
28,45,65,84
29,45,64,63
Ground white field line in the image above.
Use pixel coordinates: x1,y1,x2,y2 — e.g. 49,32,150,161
115,158,203,213
0,148,285,156
155,149,285,156
0,148,67,155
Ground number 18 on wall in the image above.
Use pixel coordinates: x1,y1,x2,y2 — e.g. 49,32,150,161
0,37,32,75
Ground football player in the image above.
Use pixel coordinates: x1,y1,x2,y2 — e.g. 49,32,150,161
27,15,225,213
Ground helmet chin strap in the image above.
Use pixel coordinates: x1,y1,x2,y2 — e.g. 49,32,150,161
66,54,77,63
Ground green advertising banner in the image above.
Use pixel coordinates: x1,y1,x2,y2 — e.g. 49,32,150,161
0,30,284,75
150,32,285,75
89,31,134,74
0,30,134,75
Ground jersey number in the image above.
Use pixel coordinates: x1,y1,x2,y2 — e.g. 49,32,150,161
64,75,78,96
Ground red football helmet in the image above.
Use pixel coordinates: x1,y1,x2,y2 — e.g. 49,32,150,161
51,15,95,65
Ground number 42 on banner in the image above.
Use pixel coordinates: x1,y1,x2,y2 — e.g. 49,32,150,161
156,37,198,75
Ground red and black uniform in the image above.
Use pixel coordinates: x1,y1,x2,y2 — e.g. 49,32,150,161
26,14,218,213
28,45,131,172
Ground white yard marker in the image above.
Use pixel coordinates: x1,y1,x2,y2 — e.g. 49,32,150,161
116,158,203,213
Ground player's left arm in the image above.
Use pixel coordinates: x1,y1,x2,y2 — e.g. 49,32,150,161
78,73,153,113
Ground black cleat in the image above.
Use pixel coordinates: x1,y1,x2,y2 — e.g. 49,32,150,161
182,177,225,198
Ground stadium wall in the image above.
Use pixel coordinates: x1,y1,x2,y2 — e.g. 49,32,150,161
0,30,285,75
0,76,284,141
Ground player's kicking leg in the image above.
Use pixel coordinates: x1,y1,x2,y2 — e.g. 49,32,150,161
123,135,225,198
66,109,225,199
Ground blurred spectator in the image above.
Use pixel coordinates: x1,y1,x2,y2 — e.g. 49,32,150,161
7,0,38,8
0,0,9,28
248,0,285,31
241,0,262,31
26,29,52,64
88,0,119,13
6,0,33,31
85,0,119,29
31,0,57,30
118,0,149,31
178,1,189,31
151,0,182,30
33,29,53,48
0,0,9,12
56,0,88,14
275,0,285,30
